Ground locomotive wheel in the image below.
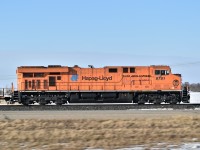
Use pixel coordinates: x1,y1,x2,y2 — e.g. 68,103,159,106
55,98,63,105
154,102,161,105
55,102,62,105
39,102,46,105
39,99,46,105
138,102,145,105
22,102,29,106
170,102,177,104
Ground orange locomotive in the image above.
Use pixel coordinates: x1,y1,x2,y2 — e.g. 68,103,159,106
14,65,190,105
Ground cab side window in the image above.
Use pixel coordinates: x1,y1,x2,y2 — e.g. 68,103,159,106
155,70,160,75
155,70,170,75
161,70,166,75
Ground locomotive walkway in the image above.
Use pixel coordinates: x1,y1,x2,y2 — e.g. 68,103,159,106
0,104,200,111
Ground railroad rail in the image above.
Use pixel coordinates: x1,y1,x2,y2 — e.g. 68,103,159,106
0,104,200,111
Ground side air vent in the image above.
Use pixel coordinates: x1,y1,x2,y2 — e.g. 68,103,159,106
48,65,62,68
20,66,45,68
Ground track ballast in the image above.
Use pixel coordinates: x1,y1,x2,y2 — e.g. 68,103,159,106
0,104,200,111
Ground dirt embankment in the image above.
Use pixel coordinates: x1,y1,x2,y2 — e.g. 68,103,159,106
0,116,200,150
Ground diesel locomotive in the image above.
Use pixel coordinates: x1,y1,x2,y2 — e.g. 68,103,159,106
10,65,190,105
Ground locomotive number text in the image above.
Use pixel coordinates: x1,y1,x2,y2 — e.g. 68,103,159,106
156,77,165,80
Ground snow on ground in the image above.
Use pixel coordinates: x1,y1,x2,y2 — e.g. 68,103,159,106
86,142,200,150
115,142,200,150
190,92,200,103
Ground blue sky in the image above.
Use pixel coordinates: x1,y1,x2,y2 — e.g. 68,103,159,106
0,0,200,87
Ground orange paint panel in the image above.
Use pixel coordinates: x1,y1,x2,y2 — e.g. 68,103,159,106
16,65,182,92
79,85,90,91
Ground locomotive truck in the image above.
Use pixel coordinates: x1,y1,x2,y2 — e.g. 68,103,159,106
9,65,190,105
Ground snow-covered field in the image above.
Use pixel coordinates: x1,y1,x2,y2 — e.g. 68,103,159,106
114,142,200,150
190,92,200,103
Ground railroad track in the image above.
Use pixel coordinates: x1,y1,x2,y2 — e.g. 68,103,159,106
0,104,200,111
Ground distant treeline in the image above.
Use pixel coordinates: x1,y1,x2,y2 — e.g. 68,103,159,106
183,83,200,92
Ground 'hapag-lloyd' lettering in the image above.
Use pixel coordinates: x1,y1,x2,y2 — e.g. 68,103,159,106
82,76,112,81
